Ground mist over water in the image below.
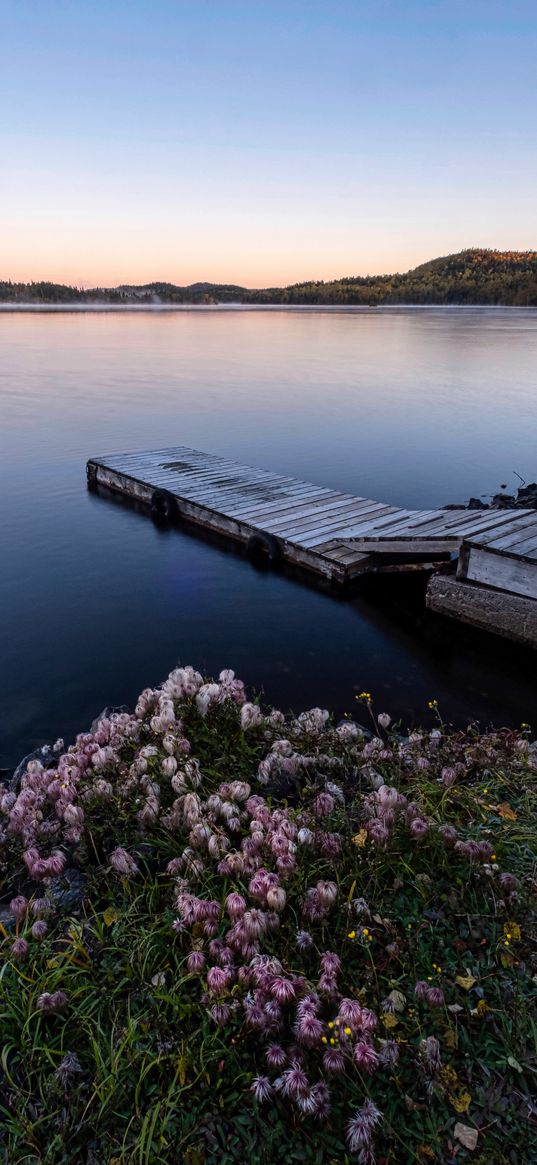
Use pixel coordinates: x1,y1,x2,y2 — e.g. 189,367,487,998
1,306,537,766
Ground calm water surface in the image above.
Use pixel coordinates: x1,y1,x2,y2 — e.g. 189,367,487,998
1,306,537,766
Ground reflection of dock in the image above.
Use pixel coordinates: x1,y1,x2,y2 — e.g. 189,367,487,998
87,444,536,584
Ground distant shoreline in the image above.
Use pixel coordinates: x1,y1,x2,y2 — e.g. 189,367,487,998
1,302,536,312
2,250,537,308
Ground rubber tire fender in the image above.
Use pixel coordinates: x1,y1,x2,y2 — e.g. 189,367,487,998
150,489,179,523
246,531,281,565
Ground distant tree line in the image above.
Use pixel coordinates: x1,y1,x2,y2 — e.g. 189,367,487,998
2,250,537,306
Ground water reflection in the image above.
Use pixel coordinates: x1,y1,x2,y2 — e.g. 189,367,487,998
1,306,536,765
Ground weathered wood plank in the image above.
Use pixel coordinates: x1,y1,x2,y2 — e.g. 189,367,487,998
465,512,537,547
427,574,537,648
464,545,537,601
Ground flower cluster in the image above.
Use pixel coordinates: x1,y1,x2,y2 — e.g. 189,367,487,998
1,664,533,1164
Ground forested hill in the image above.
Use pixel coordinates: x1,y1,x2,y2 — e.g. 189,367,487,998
2,249,537,306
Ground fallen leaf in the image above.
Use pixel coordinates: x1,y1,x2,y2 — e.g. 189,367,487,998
450,1090,472,1113
381,1012,398,1029
387,989,406,1012
495,802,517,821
454,1123,478,1150
448,1003,464,1014
103,906,119,927
352,829,368,848
177,1055,188,1086
455,969,476,991
507,1055,523,1072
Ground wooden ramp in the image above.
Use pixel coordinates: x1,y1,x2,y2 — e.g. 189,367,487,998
86,446,536,585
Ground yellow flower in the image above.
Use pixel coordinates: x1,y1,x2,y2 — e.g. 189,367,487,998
428,699,438,710
329,1038,336,1045
344,1026,352,1036
476,999,489,1015
357,691,372,702
328,1021,334,1029
321,1036,327,1044
347,930,356,940
504,921,521,941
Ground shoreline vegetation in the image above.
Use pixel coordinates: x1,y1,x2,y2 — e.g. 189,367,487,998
2,249,537,308
0,667,535,1164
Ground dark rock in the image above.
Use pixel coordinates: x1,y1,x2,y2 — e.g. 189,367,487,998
443,503,466,510
10,743,60,792
49,866,87,912
467,497,489,510
491,493,516,508
517,482,537,507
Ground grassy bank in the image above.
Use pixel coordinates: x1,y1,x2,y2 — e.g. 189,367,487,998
0,669,535,1164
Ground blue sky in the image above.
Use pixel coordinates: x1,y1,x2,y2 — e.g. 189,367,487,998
1,0,536,285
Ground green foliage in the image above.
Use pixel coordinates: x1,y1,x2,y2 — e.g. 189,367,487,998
2,249,537,306
0,685,535,1165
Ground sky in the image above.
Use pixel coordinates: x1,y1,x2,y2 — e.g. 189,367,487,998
1,0,536,287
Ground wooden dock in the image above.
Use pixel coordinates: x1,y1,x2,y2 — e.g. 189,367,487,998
86,445,537,588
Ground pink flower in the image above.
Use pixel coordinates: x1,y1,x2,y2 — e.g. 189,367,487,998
295,929,313,952
280,1064,309,1100
426,987,445,1008
266,1044,287,1068
377,712,391,730
186,951,206,973
353,1041,379,1074
11,937,29,961
312,792,334,818
31,920,48,940
323,1047,345,1074
271,977,295,1004
37,990,68,1012
209,1003,231,1026
347,1101,382,1153
320,951,341,977
296,1014,324,1047
206,966,230,996
109,847,138,876
410,818,429,839
316,880,337,909
9,895,29,922
414,980,429,1001
251,1075,272,1103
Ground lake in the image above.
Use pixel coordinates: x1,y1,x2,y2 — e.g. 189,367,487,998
1,305,537,767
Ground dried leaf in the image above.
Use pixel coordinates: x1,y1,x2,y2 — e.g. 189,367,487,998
103,906,119,927
496,802,517,821
448,1003,464,1014
450,1090,472,1113
177,1054,188,1086
454,1122,478,1150
352,829,368,849
387,989,406,1012
455,969,476,991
